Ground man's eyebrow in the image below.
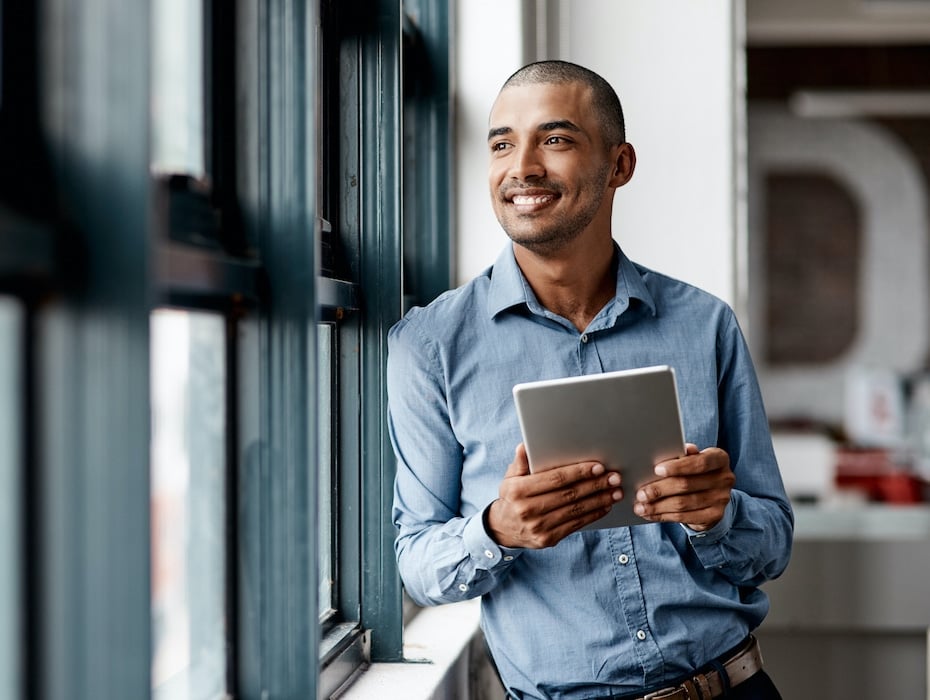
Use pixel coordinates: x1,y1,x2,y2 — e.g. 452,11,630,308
538,120,581,133
487,126,512,141
487,120,583,142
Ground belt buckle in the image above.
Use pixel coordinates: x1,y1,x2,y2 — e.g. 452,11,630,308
642,676,707,700
642,687,685,700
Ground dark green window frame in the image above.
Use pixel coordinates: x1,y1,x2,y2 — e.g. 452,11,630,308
316,0,452,693
0,0,451,697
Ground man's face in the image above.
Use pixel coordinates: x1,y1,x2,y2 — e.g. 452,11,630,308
487,81,620,256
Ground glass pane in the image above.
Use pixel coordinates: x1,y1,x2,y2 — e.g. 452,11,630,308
151,309,227,700
317,323,334,619
0,297,22,700
151,0,205,176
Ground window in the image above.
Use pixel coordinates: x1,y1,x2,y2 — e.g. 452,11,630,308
315,2,452,693
4,0,451,697
316,322,335,620
151,0,205,177
148,1,255,696
0,299,22,700
150,310,228,700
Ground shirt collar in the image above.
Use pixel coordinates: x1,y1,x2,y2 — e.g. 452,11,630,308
487,243,657,321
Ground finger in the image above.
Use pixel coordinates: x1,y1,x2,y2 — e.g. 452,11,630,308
517,459,612,498
636,468,733,504
655,446,729,477
530,490,623,546
637,500,727,530
504,443,531,478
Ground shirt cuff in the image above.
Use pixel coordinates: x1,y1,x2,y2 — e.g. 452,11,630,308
463,503,522,569
681,495,735,549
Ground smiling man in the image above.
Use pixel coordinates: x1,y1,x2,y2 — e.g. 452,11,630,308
387,61,793,700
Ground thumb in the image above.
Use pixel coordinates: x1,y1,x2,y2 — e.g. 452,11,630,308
505,443,531,477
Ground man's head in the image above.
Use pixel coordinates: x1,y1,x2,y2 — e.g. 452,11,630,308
487,61,635,257
501,60,626,148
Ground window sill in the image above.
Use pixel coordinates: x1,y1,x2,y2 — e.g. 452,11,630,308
337,598,485,700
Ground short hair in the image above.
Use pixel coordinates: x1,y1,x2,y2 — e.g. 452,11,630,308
500,60,626,146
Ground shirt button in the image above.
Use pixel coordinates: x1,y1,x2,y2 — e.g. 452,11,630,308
580,334,589,343
636,630,647,641
618,554,630,565
503,555,514,562
458,583,468,592
484,550,495,559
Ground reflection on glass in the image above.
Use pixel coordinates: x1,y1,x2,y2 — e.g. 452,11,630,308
0,298,22,700
151,309,227,700
317,323,334,619
151,0,205,176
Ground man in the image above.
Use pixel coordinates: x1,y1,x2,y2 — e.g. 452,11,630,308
387,60,793,699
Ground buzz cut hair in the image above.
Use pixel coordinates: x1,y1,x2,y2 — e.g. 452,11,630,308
500,60,626,147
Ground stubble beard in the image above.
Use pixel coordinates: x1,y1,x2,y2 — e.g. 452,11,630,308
497,167,612,258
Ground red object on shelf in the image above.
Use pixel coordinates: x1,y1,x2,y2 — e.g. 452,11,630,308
834,447,927,504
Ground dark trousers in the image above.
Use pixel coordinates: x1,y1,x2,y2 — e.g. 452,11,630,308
503,669,782,699
724,669,782,699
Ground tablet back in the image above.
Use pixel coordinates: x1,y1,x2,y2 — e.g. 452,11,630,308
512,365,686,529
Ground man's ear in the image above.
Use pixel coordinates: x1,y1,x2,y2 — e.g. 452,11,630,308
608,142,636,188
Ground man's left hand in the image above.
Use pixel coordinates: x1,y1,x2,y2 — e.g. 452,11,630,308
632,444,734,531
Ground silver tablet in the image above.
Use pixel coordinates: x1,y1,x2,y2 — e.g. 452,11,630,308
512,365,686,529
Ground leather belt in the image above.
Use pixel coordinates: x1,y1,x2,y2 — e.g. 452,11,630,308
635,635,764,700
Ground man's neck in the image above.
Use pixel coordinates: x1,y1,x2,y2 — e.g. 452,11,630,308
513,238,617,333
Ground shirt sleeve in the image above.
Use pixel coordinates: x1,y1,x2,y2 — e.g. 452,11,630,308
684,310,794,587
387,314,521,606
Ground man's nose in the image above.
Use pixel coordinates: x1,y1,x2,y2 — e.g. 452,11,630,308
508,144,545,180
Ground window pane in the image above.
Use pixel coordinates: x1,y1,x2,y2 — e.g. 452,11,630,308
151,309,227,700
317,323,334,620
151,0,205,176
0,297,22,700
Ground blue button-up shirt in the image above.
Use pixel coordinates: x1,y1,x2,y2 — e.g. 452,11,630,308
387,244,793,699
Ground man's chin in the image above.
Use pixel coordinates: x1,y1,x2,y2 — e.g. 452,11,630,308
506,231,574,257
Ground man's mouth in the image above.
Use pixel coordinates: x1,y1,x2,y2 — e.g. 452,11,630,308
507,190,558,213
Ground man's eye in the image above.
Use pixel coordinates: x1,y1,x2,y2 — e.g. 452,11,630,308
544,136,566,145
491,142,510,152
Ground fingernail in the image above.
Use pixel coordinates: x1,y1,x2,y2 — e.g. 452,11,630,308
612,489,623,501
654,465,667,477
636,489,647,502
634,503,645,515
591,463,605,476
608,473,621,486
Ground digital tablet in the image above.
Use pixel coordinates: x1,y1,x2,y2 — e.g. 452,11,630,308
512,365,686,529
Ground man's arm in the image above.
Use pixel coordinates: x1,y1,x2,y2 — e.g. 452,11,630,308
632,311,794,587
389,314,529,607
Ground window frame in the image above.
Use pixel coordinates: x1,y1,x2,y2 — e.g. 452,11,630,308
316,0,453,692
2,0,452,697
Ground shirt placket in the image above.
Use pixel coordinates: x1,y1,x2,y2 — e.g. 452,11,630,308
577,329,605,375
606,527,665,683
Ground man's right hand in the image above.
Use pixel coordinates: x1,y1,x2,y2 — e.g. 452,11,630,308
485,443,623,549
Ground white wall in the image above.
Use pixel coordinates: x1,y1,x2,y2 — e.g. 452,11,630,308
453,0,526,285
568,0,739,305
454,0,742,307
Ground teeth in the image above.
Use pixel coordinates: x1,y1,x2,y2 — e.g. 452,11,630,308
512,194,553,205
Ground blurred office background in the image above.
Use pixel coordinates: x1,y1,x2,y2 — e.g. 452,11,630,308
1,1,929,699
